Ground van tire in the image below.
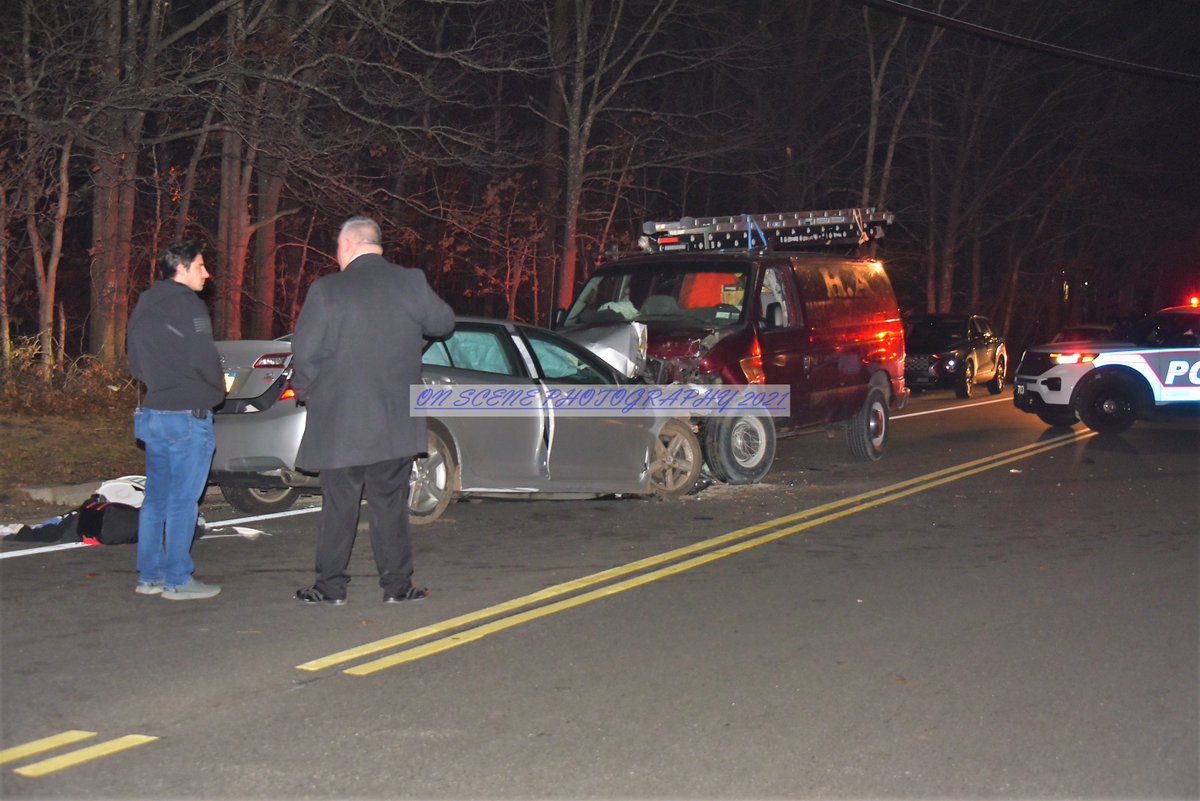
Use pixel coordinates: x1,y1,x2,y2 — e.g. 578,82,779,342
847,387,889,461
703,415,776,484
220,485,301,515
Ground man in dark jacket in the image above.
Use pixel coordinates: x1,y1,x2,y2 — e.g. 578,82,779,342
127,241,225,600
291,217,455,605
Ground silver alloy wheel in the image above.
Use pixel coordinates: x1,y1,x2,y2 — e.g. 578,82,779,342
409,429,456,523
650,419,702,498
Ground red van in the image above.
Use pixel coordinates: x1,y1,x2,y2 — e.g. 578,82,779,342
559,210,908,483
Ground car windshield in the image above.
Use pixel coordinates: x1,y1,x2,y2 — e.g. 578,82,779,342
564,262,749,328
906,317,967,351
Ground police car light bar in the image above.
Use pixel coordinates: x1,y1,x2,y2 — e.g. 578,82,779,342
639,208,893,253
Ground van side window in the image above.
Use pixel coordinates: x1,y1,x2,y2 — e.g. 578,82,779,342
759,266,798,330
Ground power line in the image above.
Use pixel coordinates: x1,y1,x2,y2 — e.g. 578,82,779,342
857,0,1200,84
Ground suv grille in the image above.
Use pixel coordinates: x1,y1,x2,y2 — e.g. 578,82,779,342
1016,352,1055,377
907,354,933,372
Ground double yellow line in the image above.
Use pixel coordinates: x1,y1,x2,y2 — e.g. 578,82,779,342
0,730,157,778
299,429,1094,677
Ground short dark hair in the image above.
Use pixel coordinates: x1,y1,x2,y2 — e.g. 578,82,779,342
156,240,204,281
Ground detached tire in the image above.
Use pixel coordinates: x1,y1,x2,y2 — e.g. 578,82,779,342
649,419,703,499
1075,374,1140,435
219,485,301,514
703,414,776,485
847,387,889,461
409,428,457,524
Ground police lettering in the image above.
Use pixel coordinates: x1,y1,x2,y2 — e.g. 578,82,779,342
1164,360,1200,385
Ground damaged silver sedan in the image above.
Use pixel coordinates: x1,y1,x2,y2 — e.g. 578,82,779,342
209,318,702,522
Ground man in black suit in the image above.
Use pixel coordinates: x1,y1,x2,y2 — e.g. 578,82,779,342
291,216,455,605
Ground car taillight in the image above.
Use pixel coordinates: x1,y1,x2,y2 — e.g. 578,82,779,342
739,338,765,384
279,382,296,401
1051,352,1098,365
253,353,291,369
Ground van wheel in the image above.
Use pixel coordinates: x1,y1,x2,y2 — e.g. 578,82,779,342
1036,407,1078,428
703,415,776,484
650,419,702,499
987,357,1006,394
955,362,975,399
219,485,300,515
1075,374,1140,435
409,428,457,524
847,387,889,461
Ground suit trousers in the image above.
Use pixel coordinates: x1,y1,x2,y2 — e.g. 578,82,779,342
313,457,416,600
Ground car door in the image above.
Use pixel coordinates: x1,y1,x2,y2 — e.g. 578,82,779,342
516,326,654,493
421,323,548,490
754,262,810,426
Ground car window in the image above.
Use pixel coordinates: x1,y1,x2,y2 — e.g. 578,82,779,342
422,328,520,376
522,329,616,385
1129,311,1200,348
758,265,797,329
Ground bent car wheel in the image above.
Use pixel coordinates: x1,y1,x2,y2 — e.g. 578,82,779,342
703,414,776,485
409,428,457,524
1036,407,1078,428
219,485,301,514
1075,374,1139,435
847,387,889,461
650,419,702,499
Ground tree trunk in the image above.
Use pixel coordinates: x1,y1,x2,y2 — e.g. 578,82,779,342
252,163,285,339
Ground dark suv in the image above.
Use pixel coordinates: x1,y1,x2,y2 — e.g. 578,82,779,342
558,209,908,484
904,313,1007,398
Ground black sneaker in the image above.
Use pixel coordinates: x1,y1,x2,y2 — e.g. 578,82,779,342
295,586,346,605
383,586,428,603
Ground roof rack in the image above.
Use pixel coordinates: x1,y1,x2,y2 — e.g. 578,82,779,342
639,208,893,254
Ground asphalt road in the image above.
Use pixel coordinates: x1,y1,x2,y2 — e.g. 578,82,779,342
2,391,1197,799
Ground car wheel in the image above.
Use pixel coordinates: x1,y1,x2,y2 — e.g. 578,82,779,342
1035,407,1078,428
650,419,702,499
847,387,889,461
1075,374,1140,435
703,414,776,485
409,428,457,524
219,485,301,515
987,356,1006,394
955,361,975,399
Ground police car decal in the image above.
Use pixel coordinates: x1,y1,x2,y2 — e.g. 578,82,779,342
1092,349,1200,404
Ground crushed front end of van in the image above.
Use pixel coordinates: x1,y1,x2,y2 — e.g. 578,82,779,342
559,209,907,484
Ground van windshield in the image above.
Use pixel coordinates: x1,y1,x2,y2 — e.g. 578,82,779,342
564,262,749,328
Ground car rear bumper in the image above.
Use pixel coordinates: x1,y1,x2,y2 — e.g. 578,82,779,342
210,402,306,473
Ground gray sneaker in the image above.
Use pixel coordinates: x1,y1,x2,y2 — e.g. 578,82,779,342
135,581,165,595
162,579,221,600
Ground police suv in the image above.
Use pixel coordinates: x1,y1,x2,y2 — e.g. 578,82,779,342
1013,304,1200,434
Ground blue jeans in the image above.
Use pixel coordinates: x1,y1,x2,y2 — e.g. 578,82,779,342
134,409,215,587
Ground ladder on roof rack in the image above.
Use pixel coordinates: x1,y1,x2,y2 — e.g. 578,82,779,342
639,208,893,254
